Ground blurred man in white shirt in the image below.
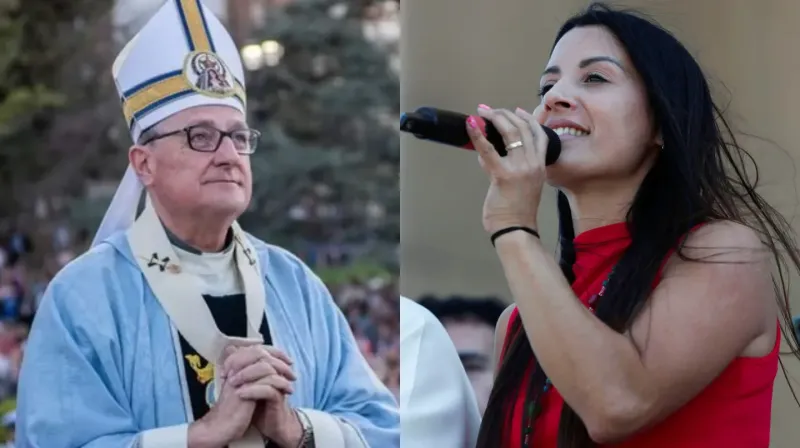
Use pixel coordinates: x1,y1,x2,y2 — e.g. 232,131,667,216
400,297,480,448
418,296,506,415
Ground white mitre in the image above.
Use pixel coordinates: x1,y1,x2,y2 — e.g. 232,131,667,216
92,0,247,247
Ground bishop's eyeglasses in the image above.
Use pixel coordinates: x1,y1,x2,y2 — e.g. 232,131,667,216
140,125,261,154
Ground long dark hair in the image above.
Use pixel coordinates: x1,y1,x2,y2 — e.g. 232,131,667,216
477,3,800,448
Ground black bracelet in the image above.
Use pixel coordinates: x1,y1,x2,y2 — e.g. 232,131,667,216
490,226,540,246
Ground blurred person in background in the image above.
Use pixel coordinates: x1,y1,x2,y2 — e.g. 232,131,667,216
344,297,379,347
400,297,480,448
0,324,23,402
418,295,505,415
17,1,398,448
0,272,19,322
382,346,400,399
0,323,23,446
470,3,800,448
0,235,32,326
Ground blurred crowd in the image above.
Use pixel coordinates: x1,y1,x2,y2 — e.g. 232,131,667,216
335,280,400,397
0,226,399,446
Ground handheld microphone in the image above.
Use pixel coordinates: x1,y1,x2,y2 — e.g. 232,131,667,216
399,106,562,165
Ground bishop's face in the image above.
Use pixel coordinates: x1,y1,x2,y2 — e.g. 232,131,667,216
133,105,254,223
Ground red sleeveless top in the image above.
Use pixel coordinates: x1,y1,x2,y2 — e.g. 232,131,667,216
501,222,779,447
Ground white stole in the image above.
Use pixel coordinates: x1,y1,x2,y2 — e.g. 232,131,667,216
127,199,265,447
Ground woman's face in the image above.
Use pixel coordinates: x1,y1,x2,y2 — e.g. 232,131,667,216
535,25,660,191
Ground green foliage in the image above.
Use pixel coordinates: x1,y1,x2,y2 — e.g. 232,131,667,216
240,0,399,269
0,86,66,135
315,260,394,286
0,397,13,441
0,0,120,225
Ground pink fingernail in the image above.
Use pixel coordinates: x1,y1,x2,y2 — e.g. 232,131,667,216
466,116,478,128
478,104,491,110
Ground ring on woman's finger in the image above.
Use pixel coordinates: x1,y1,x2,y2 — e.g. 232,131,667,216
505,141,524,151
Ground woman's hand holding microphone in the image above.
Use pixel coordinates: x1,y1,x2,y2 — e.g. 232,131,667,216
465,105,550,245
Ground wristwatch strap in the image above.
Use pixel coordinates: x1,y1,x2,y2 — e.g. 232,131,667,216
294,408,315,448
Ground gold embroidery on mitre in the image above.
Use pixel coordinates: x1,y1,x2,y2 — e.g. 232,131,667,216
183,51,239,99
178,0,213,53
185,354,215,384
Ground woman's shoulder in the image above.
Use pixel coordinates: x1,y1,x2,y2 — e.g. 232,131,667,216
658,220,776,355
672,220,766,266
659,220,771,289
494,304,517,371
496,304,517,335
687,220,763,246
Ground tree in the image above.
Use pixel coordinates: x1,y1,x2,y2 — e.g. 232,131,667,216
0,0,122,235
241,0,400,269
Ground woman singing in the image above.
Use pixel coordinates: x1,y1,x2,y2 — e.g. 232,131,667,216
469,3,800,448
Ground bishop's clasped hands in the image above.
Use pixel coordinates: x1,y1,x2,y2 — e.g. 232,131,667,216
192,344,302,448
